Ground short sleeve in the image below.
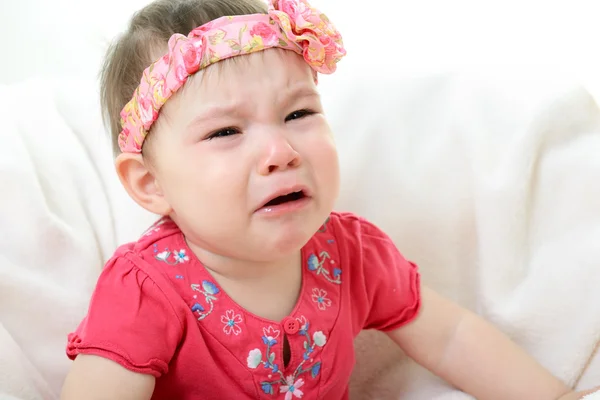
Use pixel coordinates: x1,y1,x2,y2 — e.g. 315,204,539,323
66,255,182,377
346,216,421,332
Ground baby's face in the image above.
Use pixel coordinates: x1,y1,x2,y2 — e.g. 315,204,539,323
149,49,339,262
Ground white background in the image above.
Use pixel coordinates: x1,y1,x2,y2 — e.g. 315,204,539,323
1,0,600,101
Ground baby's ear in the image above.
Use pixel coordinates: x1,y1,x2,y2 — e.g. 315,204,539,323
114,153,172,216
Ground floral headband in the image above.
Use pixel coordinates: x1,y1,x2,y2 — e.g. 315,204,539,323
118,0,346,153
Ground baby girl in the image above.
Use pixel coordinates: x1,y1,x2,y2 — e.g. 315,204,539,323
60,0,599,398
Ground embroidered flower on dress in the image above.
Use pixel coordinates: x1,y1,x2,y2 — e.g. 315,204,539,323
201,280,219,295
221,310,243,335
251,317,325,395
261,382,275,395
173,249,189,263
156,251,170,262
262,326,281,346
311,288,332,310
312,331,326,347
190,280,220,320
247,349,263,368
280,376,305,399
306,251,341,284
154,248,190,265
247,326,282,379
307,254,320,271
296,315,309,334
310,363,321,377
332,267,342,280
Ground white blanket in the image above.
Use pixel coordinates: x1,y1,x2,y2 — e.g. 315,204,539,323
327,70,600,399
0,78,156,399
0,71,599,399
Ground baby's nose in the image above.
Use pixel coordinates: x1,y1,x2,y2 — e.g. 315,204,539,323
257,132,301,175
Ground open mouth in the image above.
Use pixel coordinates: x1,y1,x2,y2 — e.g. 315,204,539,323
263,190,307,208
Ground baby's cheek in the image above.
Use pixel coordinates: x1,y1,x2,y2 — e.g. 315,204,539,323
313,135,339,170
311,136,340,195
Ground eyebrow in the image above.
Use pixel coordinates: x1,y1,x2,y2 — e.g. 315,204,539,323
279,84,320,110
185,84,319,130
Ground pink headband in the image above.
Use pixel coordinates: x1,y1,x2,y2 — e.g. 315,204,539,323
118,0,346,153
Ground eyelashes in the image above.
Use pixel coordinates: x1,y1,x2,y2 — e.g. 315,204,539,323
205,108,316,141
284,108,316,122
206,127,240,140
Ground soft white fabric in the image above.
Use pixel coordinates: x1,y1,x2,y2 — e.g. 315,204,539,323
0,79,156,399
325,69,600,399
583,392,600,400
0,70,599,399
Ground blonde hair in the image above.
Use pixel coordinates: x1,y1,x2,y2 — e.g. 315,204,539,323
100,0,268,155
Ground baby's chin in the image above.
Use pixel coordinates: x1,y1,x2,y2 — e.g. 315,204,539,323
180,226,305,263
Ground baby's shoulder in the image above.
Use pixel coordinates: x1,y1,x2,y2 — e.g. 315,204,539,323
112,216,184,262
92,217,189,320
99,216,188,297
67,220,187,375
319,211,408,273
306,211,398,280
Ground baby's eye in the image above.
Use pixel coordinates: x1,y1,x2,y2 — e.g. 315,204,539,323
206,127,240,140
285,109,315,122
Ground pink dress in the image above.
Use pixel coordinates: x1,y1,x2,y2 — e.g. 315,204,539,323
66,212,421,399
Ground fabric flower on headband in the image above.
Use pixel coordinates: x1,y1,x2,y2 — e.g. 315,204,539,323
118,0,346,153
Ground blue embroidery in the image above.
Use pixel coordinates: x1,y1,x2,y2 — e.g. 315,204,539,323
190,280,220,320
307,251,341,284
247,317,325,397
311,363,321,378
261,382,274,395
191,303,204,312
332,268,341,279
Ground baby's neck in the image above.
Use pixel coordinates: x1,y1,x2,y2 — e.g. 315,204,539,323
187,241,303,321
188,241,300,281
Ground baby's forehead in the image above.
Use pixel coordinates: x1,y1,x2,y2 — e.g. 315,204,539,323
178,49,317,100
156,50,319,131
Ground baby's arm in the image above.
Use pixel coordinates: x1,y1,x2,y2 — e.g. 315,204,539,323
387,286,596,400
60,355,155,400
60,255,182,399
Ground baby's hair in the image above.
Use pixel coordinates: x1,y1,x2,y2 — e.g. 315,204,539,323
100,0,268,155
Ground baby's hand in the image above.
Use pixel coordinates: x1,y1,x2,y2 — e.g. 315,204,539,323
558,387,600,400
